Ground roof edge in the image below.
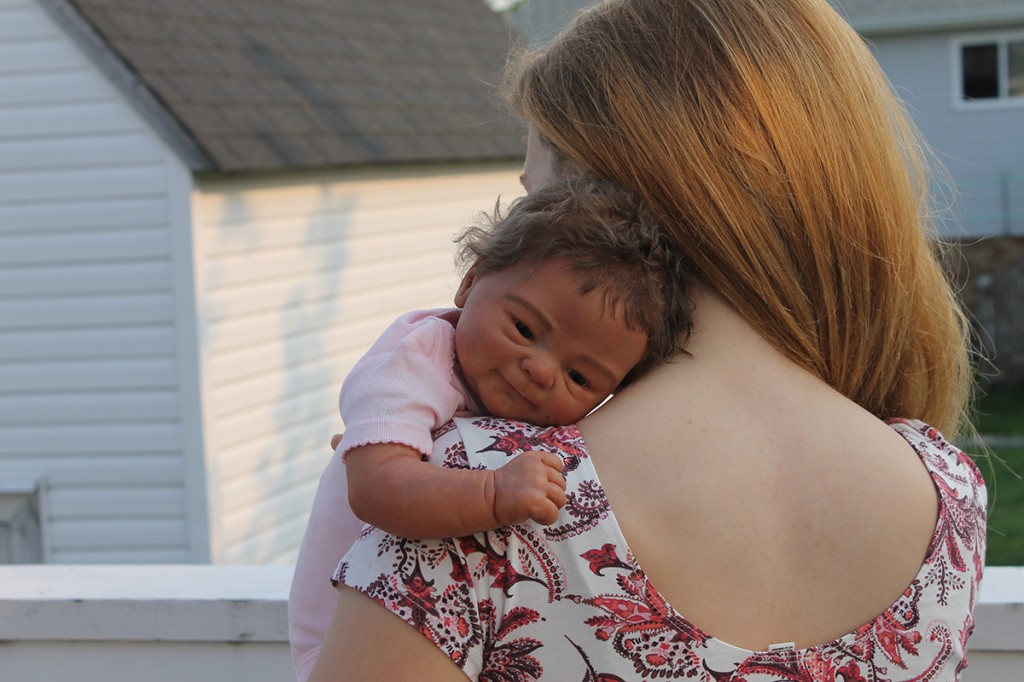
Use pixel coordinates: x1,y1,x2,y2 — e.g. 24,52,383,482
847,6,1024,37
192,157,524,187
37,0,213,171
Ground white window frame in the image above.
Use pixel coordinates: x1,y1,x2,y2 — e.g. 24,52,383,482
951,31,1024,111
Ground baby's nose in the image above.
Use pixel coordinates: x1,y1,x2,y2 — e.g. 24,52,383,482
521,354,556,388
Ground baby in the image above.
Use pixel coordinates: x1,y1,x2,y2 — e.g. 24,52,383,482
338,177,691,539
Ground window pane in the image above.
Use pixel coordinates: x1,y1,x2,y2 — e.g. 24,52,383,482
1009,40,1024,98
962,43,998,99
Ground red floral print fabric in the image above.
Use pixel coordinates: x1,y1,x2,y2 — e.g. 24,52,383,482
333,417,986,681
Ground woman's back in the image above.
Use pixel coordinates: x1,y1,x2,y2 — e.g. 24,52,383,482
331,353,985,678
579,290,946,651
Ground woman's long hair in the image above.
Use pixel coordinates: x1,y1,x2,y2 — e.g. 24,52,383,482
507,0,973,437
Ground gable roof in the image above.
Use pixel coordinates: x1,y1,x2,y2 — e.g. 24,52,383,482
42,0,524,173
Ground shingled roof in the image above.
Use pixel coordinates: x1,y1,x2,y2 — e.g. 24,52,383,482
46,0,524,173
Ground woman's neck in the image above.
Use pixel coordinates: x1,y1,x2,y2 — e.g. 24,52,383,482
607,284,853,436
679,286,814,388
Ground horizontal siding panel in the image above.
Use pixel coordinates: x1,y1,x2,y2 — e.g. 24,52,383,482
38,455,183,486
47,486,186,517
197,166,520,222
0,457,182,491
47,518,189,549
0,165,167,203
0,423,179,455
202,196,483,255
203,270,351,324
0,6,59,41
214,416,335,484
0,197,169,235
210,386,337,453
0,391,180,425
346,196,490,236
222,476,319,537
205,296,355,356
0,293,174,329
0,101,144,138
0,325,175,361
211,370,337,423
0,358,177,393
0,260,172,297
206,298,452,423
220,511,309,564
49,547,192,563
220,451,324,523
0,67,106,105
0,133,165,171
203,249,455,323
203,225,455,291
0,37,83,74
205,275,452,356
0,228,171,266
206,320,366,389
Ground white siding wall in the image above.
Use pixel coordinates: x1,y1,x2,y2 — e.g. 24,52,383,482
194,164,522,563
0,0,197,562
869,29,1024,237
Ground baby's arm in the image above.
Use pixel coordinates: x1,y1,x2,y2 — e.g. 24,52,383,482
345,443,567,538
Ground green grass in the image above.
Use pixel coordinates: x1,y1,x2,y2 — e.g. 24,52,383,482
980,446,1024,566
970,384,1024,565
974,383,1024,435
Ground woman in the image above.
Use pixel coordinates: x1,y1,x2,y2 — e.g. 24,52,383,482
296,0,987,679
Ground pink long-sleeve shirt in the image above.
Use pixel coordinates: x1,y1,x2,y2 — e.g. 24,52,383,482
288,308,480,680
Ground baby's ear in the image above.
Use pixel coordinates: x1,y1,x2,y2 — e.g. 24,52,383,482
454,262,481,308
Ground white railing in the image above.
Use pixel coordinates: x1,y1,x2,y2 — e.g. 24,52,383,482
0,565,1021,681
0,565,293,682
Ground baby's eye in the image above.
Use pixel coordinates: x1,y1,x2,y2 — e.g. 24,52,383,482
568,369,589,387
515,320,534,340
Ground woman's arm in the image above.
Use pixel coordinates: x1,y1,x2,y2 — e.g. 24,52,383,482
308,586,467,682
345,442,567,538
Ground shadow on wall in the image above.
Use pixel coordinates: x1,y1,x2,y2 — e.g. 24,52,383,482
200,180,356,565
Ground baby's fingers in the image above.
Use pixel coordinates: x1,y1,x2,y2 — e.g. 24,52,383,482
549,480,567,510
531,496,562,525
535,450,565,474
548,466,567,491
532,477,567,526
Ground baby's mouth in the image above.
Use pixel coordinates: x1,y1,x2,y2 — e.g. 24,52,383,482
498,372,537,412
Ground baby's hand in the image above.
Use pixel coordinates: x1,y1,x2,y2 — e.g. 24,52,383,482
492,451,567,526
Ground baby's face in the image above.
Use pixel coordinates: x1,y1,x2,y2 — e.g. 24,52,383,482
453,260,647,426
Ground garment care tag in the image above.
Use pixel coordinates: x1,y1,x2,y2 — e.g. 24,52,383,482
768,642,796,652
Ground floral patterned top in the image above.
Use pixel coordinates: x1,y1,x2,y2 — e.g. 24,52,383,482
332,417,987,681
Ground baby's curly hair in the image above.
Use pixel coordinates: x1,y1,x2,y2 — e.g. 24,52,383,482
456,177,692,385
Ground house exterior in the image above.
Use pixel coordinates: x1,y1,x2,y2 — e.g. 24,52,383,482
834,0,1024,237
0,0,523,564
508,0,1024,237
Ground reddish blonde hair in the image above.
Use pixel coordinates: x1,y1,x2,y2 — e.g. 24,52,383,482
507,0,973,436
